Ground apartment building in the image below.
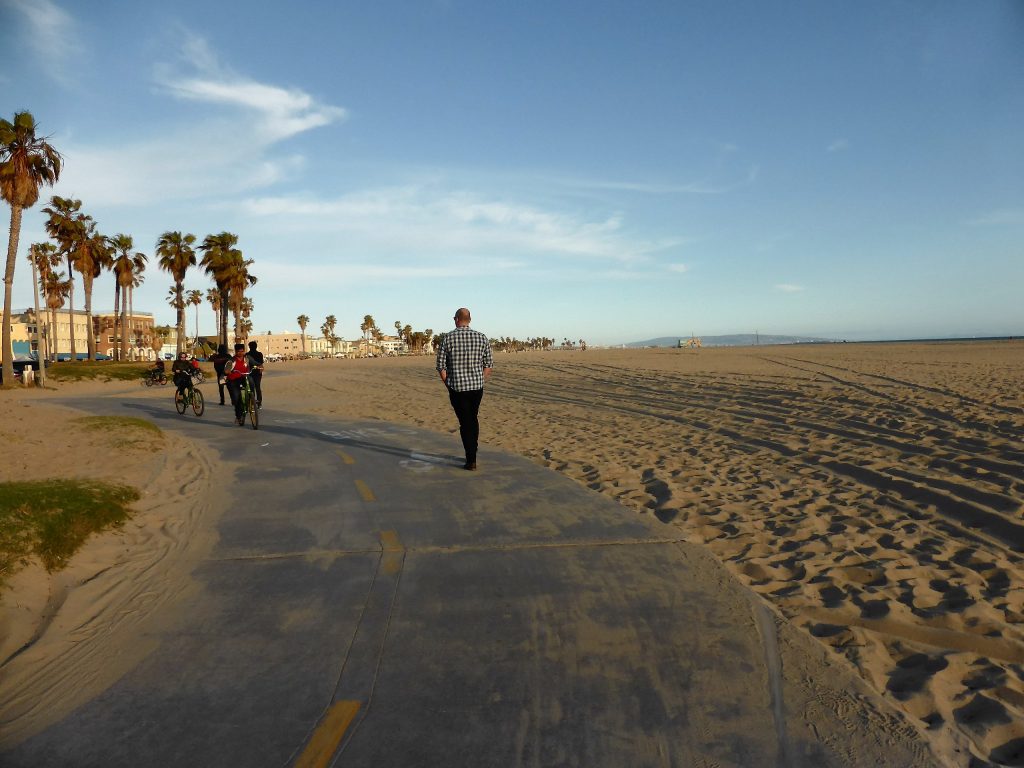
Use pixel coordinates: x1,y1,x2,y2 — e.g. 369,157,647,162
8,308,159,360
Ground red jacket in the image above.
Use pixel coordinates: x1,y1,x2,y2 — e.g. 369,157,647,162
225,355,251,381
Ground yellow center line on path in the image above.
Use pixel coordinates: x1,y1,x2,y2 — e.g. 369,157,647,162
354,479,375,502
293,700,361,768
336,450,355,465
379,530,404,575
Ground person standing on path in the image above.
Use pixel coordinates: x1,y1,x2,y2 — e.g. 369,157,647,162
210,344,231,405
436,307,493,470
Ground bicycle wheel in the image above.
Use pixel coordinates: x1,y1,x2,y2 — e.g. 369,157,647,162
158,373,167,385
174,390,187,414
248,388,259,429
145,376,153,387
192,388,205,416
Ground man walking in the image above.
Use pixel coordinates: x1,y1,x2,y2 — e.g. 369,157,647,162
436,307,493,470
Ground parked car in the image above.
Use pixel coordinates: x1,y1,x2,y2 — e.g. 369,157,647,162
55,353,112,361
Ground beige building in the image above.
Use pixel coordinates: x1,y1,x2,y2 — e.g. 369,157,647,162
207,331,356,359
93,311,158,360
244,331,310,358
8,308,160,360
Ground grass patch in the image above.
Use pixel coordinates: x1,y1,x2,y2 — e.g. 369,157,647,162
47,361,154,382
74,415,162,435
73,415,163,450
0,479,140,586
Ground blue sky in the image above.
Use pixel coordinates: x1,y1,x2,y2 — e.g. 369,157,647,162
2,0,1022,344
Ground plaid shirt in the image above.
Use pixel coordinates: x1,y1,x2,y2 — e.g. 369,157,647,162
436,326,493,392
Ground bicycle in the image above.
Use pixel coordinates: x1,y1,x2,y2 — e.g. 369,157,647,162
145,370,167,387
236,372,259,430
174,385,205,416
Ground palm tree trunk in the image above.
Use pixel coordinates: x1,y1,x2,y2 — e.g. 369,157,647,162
66,254,77,361
120,281,129,361
127,285,135,360
112,283,121,361
219,291,230,349
83,272,96,361
49,305,56,362
30,258,45,385
175,283,184,355
2,205,22,386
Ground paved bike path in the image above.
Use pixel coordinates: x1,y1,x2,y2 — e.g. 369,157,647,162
1,395,935,767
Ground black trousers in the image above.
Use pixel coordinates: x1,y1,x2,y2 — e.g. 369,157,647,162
226,379,245,421
174,373,193,397
251,370,263,404
448,388,484,463
215,369,227,403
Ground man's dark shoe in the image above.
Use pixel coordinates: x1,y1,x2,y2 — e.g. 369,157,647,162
463,461,477,471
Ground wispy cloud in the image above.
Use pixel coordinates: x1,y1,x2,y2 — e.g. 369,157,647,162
775,283,805,292
667,263,689,273
827,138,850,153
50,32,345,206
554,165,759,196
967,208,1024,227
256,259,516,288
4,0,81,85
240,186,683,263
156,33,346,143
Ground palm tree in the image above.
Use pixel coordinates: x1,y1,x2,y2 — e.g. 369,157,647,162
205,288,221,341
1,112,62,382
297,314,309,355
41,265,71,363
322,315,338,355
228,268,256,343
151,324,172,358
28,242,61,361
186,289,202,349
165,286,186,351
361,314,375,344
42,195,83,360
71,216,111,361
109,234,147,360
199,232,242,350
127,253,146,359
155,231,197,355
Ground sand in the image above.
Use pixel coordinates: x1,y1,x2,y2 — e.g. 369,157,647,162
2,340,1023,766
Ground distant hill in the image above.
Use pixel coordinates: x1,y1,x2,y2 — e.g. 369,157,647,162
626,334,835,348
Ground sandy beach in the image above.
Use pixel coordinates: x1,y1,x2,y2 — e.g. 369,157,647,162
2,340,1023,766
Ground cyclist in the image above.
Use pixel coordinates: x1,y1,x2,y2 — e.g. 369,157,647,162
224,343,252,425
171,352,194,400
149,357,166,383
245,341,265,408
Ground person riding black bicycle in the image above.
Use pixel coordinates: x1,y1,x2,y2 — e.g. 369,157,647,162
171,352,195,400
245,341,265,409
145,357,166,385
224,343,253,425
